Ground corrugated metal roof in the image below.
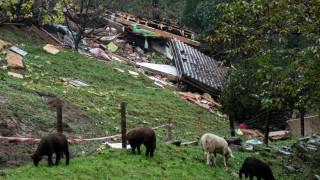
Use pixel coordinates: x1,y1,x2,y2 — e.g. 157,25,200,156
170,37,228,96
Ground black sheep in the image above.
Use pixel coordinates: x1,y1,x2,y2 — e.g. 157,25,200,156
32,133,70,166
239,157,275,180
126,126,156,157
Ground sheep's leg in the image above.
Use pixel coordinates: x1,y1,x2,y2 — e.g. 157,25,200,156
223,154,227,167
137,145,141,154
213,153,216,166
131,145,136,154
64,148,70,165
48,154,53,167
239,169,243,179
206,152,211,165
55,152,60,166
245,172,248,178
150,149,154,157
146,148,150,156
257,177,261,180
249,174,254,180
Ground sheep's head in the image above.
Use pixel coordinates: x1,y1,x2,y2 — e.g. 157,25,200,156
226,147,234,159
31,154,42,166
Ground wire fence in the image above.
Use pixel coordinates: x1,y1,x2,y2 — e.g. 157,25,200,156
243,108,294,133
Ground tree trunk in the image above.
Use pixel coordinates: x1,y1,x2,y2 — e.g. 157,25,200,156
229,109,235,137
264,110,271,146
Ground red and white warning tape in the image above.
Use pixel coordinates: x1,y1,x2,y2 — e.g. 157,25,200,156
0,124,173,143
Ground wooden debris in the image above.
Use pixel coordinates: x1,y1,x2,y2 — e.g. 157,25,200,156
30,24,58,45
43,44,61,55
0,39,11,51
181,141,198,146
112,67,125,73
39,27,63,45
201,93,222,107
165,140,181,146
8,72,23,79
128,70,139,77
6,50,23,68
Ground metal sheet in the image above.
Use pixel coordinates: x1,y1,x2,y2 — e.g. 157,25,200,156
170,37,228,95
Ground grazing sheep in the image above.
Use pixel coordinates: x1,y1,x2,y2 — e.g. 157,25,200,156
126,126,156,157
32,133,69,166
200,133,234,167
239,157,275,180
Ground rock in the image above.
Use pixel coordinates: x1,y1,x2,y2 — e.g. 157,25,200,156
282,145,291,151
243,143,253,151
229,144,243,152
293,142,308,153
285,166,296,172
0,152,8,164
224,137,242,145
299,136,311,142
306,144,317,151
274,146,291,156
307,139,320,146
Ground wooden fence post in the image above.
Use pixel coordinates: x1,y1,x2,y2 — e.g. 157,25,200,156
168,118,172,141
300,107,305,137
121,102,127,149
264,110,271,146
198,117,202,139
57,100,63,133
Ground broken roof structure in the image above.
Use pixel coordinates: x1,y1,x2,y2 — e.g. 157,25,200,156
170,37,228,96
105,10,200,47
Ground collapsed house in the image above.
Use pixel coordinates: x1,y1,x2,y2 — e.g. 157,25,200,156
28,8,228,98
102,10,227,97
170,37,228,96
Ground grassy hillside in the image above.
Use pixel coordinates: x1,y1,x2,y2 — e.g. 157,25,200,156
0,26,318,179
0,25,228,161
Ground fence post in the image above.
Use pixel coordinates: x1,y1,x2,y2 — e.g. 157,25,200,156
57,100,63,133
300,107,305,137
121,102,127,149
168,118,172,141
264,110,271,146
198,117,202,139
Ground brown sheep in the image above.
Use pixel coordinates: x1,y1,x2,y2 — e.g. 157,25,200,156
126,126,156,157
32,133,69,166
239,157,275,180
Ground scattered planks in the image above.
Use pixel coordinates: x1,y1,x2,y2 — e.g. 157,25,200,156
30,24,60,45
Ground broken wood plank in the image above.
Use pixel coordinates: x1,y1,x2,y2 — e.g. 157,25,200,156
39,27,63,45
165,140,181,146
8,72,23,79
43,44,61,55
6,50,23,68
30,24,58,45
201,93,222,107
255,129,271,143
181,141,198,146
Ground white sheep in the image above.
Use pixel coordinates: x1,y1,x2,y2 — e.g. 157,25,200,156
200,133,234,167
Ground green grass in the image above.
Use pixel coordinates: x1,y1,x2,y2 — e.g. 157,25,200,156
0,26,319,179
1,142,318,180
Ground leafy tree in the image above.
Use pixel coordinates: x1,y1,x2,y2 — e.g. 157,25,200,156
0,0,64,25
212,0,320,122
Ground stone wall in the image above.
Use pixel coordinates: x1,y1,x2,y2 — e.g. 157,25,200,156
287,116,320,138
